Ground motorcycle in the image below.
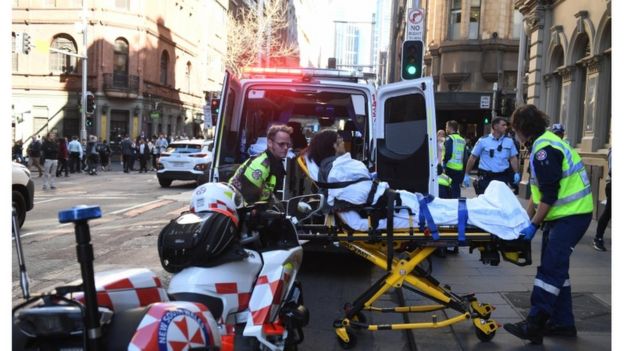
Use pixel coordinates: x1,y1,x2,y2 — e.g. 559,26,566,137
12,184,323,350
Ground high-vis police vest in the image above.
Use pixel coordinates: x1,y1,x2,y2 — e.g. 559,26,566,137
446,134,465,171
529,131,593,221
229,152,276,202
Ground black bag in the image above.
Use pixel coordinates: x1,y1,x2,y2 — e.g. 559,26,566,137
158,212,246,273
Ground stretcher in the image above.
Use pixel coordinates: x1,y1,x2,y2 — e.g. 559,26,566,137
294,156,532,347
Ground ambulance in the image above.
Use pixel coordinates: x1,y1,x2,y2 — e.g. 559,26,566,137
208,67,439,199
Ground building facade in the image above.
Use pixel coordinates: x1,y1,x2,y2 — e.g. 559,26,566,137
12,0,228,150
515,0,611,210
387,0,522,141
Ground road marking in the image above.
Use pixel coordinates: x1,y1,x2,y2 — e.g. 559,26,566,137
35,198,61,204
167,205,189,216
109,199,165,215
124,199,176,218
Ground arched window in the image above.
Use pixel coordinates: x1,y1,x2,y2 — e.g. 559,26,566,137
160,50,169,85
113,38,129,86
50,34,78,73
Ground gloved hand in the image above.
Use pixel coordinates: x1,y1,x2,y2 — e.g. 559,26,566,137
463,174,471,187
513,172,521,184
520,223,538,241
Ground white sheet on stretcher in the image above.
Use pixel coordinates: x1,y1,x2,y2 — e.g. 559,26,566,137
305,155,529,240
337,181,529,240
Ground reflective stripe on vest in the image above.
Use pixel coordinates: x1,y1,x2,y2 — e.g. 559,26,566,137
529,131,593,221
446,134,465,171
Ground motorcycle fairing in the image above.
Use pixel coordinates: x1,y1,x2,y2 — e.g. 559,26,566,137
71,268,168,312
127,301,221,351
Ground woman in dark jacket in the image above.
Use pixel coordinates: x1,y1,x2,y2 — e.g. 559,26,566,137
56,137,69,177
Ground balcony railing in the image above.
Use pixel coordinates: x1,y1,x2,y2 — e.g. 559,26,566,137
103,73,139,95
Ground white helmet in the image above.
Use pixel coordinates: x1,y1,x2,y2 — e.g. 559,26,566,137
190,182,243,224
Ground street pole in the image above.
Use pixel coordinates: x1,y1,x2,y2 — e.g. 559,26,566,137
80,0,88,141
515,19,528,107
256,0,264,66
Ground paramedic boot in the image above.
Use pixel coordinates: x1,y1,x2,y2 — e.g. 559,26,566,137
503,314,547,344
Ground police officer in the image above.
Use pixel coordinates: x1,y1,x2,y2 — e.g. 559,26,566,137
229,124,293,204
463,117,520,194
503,105,593,344
550,123,570,144
442,120,465,198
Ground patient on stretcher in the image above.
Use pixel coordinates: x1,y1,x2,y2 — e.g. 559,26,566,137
304,130,530,240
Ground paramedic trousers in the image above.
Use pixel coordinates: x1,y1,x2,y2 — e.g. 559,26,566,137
528,213,592,327
475,170,508,195
445,168,463,198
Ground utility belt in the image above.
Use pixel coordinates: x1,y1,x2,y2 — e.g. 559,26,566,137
478,169,508,178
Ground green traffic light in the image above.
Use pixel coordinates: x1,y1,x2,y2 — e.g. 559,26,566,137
407,65,417,75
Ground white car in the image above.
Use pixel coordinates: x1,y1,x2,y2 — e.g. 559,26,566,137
156,139,213,187
12,162,35,228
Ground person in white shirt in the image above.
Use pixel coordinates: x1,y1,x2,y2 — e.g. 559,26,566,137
67,136,83,173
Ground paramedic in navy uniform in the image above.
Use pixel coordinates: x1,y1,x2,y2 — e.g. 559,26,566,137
463,117,520,194
503,105,593,344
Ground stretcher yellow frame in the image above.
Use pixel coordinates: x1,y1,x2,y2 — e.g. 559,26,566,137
294,156,531,347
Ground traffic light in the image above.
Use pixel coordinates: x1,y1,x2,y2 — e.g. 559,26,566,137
210,98,220,125
86,116,94,128
86,92,96,115
493,89,502,115
484,116,490,125
401,40,423,80
22,33,31,54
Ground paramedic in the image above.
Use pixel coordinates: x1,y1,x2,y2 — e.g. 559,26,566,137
504,105,593,344
443,120,466,198
463,117,520,194
229,124,293,204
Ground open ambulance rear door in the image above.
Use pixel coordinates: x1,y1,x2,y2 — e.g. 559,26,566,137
375,77,438,195
209,71,242,183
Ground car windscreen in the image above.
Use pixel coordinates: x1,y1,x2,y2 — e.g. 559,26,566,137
219,85,368,165
165,144,202,154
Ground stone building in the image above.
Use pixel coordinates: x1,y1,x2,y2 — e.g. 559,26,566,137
515,0,611,211
12,0,228,150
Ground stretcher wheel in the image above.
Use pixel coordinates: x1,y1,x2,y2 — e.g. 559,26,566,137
475,327,496,342
343,303,367,325
337,329,357,349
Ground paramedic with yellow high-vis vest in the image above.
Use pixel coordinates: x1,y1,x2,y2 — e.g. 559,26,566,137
443,120,465,198
504,105,593,345
229,125,293,204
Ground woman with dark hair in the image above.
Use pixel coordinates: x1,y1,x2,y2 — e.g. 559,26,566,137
56,137,69,177
306,129,343,166
503,105,593,344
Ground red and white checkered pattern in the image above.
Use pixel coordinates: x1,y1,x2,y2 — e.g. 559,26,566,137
215,282,252,312
72,268,168,311
127,301,220,351
247,266,293,326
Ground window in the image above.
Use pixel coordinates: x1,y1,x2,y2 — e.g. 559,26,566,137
469,0,481,39
512,10,523,39
160,50,169,85
49,35,78,73
448,0,461,40
113,38,129,87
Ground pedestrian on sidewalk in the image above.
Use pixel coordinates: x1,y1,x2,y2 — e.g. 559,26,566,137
593,147,611,251
138,138,150,173
27,135,43,177
504,104,593,344
98,140,112,171
41,132,60,190
56,137,69,177
68,135,83,173
120,135,133,173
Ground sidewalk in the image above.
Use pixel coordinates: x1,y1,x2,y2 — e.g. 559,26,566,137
413,185,612,350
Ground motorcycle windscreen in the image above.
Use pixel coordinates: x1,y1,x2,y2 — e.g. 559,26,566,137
376,78,437,194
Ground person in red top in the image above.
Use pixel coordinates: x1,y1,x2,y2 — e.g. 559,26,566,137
56,137,70,177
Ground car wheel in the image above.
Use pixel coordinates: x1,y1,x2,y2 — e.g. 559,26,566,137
158,178,172,188
12,191,26,228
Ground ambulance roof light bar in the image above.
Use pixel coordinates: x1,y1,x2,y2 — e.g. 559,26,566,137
242,67,367,81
